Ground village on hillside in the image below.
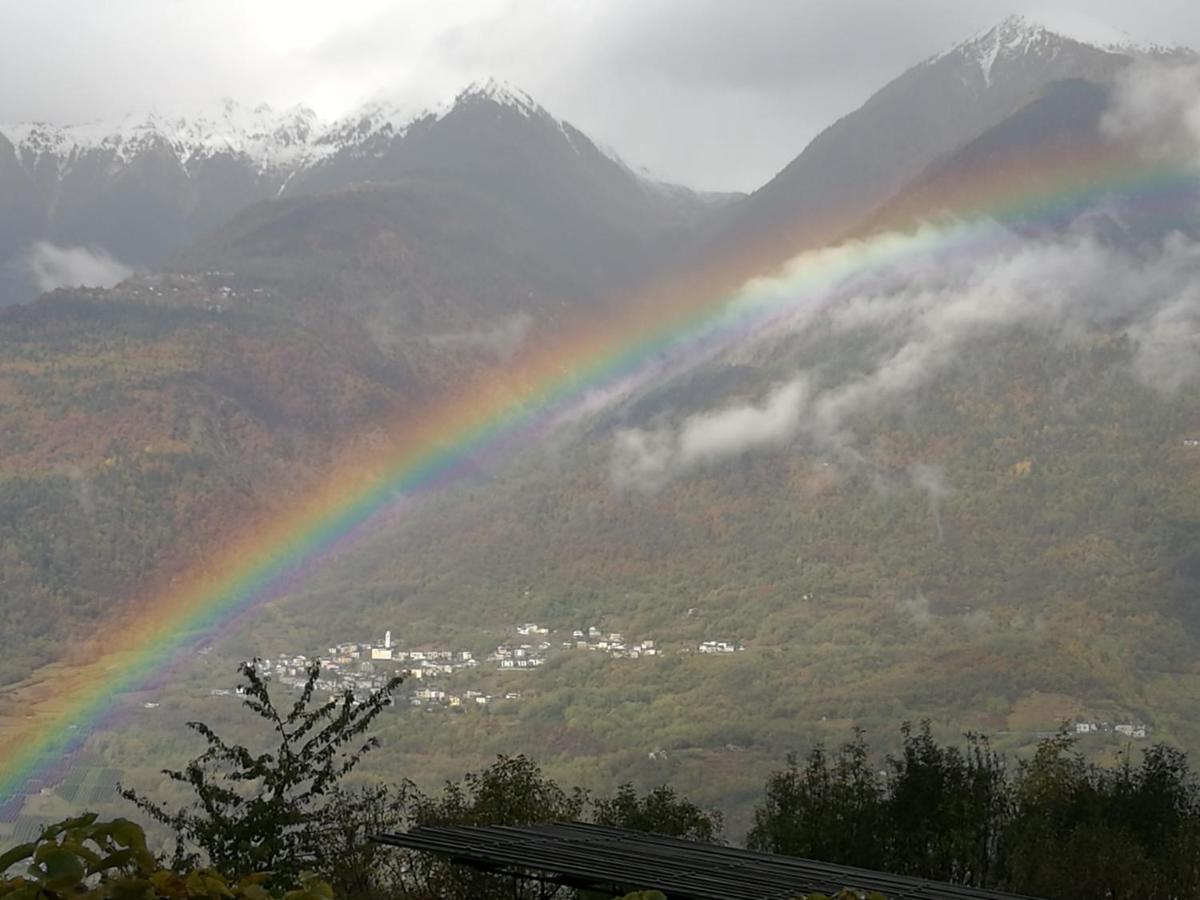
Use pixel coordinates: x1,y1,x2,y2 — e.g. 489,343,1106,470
1072,719,1151,740
233,624,742,713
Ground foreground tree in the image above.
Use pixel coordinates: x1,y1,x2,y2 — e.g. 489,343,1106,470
746,730,886,869
394,757,722,898
593,783,722,843
747,723,1200,899
1004,734,1200,899
399,755,587,900
883,723,1009,886
121,661,403,893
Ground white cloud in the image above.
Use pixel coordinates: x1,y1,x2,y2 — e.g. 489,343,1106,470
1102,60,1200,166
612,377,809,490
24,242,132,293
609,220,1200,490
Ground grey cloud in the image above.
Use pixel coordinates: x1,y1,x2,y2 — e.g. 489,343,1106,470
1128,285,1200,393
24,242,132,292
1102,60,1200,165
4,2,1198,191
898,592,933,627
963,609,995,634
910,463,950,543
426,313,534,362
61,465,96,520
896,592,994,633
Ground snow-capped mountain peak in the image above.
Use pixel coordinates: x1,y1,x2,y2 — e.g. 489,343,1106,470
0,77,571,181
931,12,1191,87
0,73,718,232
453,78,544,119
1,100,326,172
995,12,1155,53
317,100,422,154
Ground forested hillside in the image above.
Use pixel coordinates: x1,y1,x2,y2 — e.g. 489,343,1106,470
0,84,732,687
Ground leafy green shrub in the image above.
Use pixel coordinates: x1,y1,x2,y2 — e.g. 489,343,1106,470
0,814,332,899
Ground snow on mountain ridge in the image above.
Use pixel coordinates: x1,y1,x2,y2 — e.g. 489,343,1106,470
1,100,328,173
930,12,1191,86
0,81,565,176
454,78,542,119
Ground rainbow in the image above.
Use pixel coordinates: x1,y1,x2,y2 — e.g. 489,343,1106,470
0,133,1197,812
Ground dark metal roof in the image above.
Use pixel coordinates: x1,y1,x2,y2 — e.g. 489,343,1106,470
374,821,1041,900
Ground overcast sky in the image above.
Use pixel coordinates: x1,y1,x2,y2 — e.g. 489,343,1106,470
2,1,1197,191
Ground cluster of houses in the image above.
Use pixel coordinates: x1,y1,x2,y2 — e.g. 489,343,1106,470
113,271,271,314
1073,720,1151,739
232,623,748,712
488,624,660,669
324,632,478,680
561,626,659,659
249,654,394,700
411,688,523,710
696,640,744,654
243,645,511,712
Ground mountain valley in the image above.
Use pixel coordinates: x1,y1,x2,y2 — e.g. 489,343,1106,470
3,11,1200,845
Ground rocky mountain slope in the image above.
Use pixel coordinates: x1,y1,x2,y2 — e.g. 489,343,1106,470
709,13,1194,272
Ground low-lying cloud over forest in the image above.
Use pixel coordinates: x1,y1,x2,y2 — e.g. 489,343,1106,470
23,242,132,293
608,62,1200,491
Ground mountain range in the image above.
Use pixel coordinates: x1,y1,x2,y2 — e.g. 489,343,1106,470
3,12,1200,835
0,79,732,306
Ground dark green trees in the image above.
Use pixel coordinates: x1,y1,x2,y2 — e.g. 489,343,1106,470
29,673,1200,900
593,783,722,843
883,725,1008,886
746,730,887,868
396,757,723,898
1006,736,1200,898
121,661,404,892
748,722,1200,899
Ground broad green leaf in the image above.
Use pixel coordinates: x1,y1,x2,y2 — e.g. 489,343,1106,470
184,870,209,895
107,876,156,900
0,844,36,875
102,821,155,872
59,813,99,831
88,849,135,875
151,869,187,897
105,820,149,852
200,872,235,898
33,846,87,891
60,839,101,866
0,881,42,900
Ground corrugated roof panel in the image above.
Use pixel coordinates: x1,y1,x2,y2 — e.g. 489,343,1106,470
373,822,1042,900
